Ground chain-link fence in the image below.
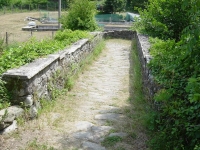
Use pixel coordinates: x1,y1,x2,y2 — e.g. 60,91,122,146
0,31,56,46
0,2,68,16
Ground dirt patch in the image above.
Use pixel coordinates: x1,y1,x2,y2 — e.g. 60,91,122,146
0,39,148,150
0,12,58,44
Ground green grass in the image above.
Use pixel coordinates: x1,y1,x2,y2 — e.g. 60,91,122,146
101,136,123,147
23,138,56,150
128,39,153,144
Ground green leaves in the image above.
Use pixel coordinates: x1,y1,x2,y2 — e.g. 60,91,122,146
137,0,200,149
61,0,98,31
186,77,200,103
135,0,190,41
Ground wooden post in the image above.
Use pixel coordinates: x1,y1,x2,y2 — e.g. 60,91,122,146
31,30,33,36
52,31,54,39
6,32,8,45
58,0,61,29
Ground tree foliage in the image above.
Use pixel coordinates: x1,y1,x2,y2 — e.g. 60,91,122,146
134,0,200,149
61,0,98,31
126,0,147,12
136,0,190,41
0,0,65,7
103,0,126,13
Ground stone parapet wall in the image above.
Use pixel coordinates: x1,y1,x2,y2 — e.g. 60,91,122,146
2,31,157,108
2,32,104,109
136,33,160,105
103,30,136,40
103,30,158,101
2,30,157,115
0,30,159,133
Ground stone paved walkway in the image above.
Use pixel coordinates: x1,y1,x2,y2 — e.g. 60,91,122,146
0,39,148,150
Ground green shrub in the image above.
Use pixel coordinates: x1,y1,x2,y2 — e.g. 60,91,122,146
134,0,190,41
61,0,98,31
134,0,200,149
148,37,200,150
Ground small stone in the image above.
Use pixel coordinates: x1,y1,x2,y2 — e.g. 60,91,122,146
29,105,38,118
94,113,122,121
24,95,33,107
0,106,24,130
82,141,106,150
99,107,120,114
92,126,113,134
1,120,17,134
19,88,25,96
75,121,94,131
0,122,12,130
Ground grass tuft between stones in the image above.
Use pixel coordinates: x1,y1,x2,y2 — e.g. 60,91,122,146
101,136,123,147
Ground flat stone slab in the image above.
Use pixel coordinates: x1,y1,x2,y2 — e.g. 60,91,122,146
99,107,121,114
82,141,106,150
108,132,128,138
94,113,122,121
73,131,93,141
73,126,112,142
3,55,59,79
92,126,112,134
75,121,94,131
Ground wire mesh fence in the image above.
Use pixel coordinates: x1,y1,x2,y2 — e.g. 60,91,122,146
0,3,68,16
0,31,56,46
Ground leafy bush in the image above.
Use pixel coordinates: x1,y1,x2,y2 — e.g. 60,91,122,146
134,0,190,41
148,38,200,149
54,29,89,43
61,0,98,31
134,0,200,149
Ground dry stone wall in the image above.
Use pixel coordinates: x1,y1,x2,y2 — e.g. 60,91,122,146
2,32,103,110
103,30,136,40
136,33,161,110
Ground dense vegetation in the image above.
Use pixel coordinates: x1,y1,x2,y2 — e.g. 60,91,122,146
0,0,147,14
0,0,62,6
134,0,200,149
61,0,98,31
0,0,68,10
100,0,147,13
0,29,89,109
